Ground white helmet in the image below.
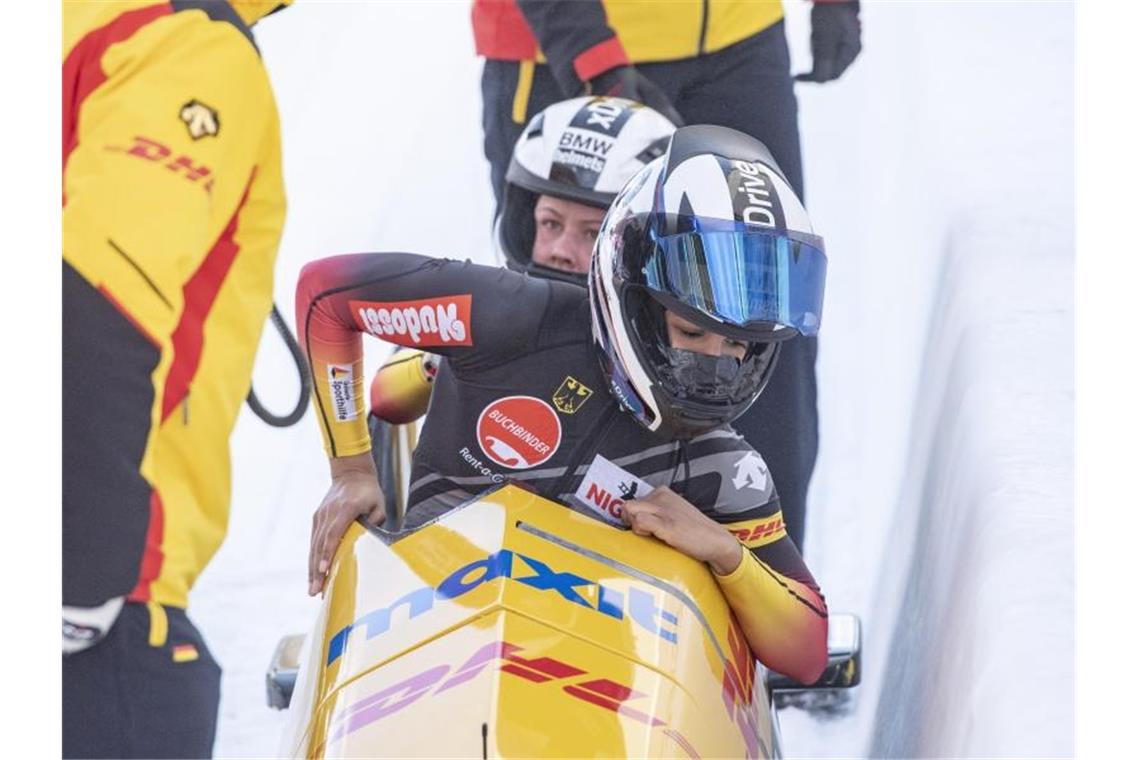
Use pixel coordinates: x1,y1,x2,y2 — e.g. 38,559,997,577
497,96,677,285
589,125,828,439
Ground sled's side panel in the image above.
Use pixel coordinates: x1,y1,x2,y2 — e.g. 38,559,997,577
284,485,771,758
307,611,726,758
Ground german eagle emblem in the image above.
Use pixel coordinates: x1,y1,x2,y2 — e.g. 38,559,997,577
553,376,593,414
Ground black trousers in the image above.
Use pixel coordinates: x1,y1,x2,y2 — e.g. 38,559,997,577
63,261,159,607
480,23,817,549
63,603,221,759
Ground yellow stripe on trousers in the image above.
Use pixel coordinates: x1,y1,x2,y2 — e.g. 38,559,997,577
146,601,168,647
512,60,535,125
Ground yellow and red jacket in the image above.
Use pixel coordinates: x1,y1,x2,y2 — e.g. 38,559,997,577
471,0,786,96
63,0,286,609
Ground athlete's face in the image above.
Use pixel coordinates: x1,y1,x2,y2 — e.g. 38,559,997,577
531,195,606,274
664,310,749,361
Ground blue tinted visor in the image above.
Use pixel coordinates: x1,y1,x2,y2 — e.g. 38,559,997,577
643,221,827,337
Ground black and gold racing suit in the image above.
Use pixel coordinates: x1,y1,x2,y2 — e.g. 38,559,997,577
297,252,828,685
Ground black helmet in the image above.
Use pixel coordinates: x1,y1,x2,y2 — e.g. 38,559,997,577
589,125,828,439
497,96,676,285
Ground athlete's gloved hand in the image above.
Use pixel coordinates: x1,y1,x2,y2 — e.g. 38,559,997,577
309,453,385,596
583,66,684,126
794,1,862,83
622,486,744,575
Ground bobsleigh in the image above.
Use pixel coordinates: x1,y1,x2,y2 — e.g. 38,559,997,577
268,430,861,758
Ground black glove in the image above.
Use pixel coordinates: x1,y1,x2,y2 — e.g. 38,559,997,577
795,1,862,83
584,65,684,126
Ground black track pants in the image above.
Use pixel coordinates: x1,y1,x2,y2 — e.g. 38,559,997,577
63,603,221,759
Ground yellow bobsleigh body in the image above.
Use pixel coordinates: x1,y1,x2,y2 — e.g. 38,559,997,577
282,484,778,759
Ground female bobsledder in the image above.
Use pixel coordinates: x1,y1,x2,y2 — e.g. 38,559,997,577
295,124,831,684
367,95,676,424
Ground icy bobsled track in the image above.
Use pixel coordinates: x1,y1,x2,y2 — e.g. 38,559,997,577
778,2,1074,756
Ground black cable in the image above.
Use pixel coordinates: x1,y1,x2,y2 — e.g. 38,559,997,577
246,303,312,428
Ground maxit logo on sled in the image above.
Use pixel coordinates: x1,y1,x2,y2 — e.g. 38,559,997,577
327,364,356,422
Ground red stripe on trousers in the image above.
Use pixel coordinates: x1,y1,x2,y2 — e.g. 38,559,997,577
127,490,165,602
161,175,255,421
62,3,172,178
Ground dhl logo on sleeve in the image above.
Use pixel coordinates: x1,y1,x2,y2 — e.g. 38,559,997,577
724,513,786,549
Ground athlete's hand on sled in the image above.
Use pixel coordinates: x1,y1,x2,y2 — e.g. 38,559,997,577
622,487,744,576
309,453,385,596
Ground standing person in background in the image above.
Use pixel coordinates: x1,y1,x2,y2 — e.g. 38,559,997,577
472,0,862,551
370,96,676,427
63,1,290,756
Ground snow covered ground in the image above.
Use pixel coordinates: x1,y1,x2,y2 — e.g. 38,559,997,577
191,2,1074,757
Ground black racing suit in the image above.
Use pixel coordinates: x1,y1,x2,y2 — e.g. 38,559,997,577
296,252,827,683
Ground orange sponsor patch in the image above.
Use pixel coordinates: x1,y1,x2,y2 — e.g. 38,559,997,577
350,296,473,347
477,396,562,470
172,643,199,663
